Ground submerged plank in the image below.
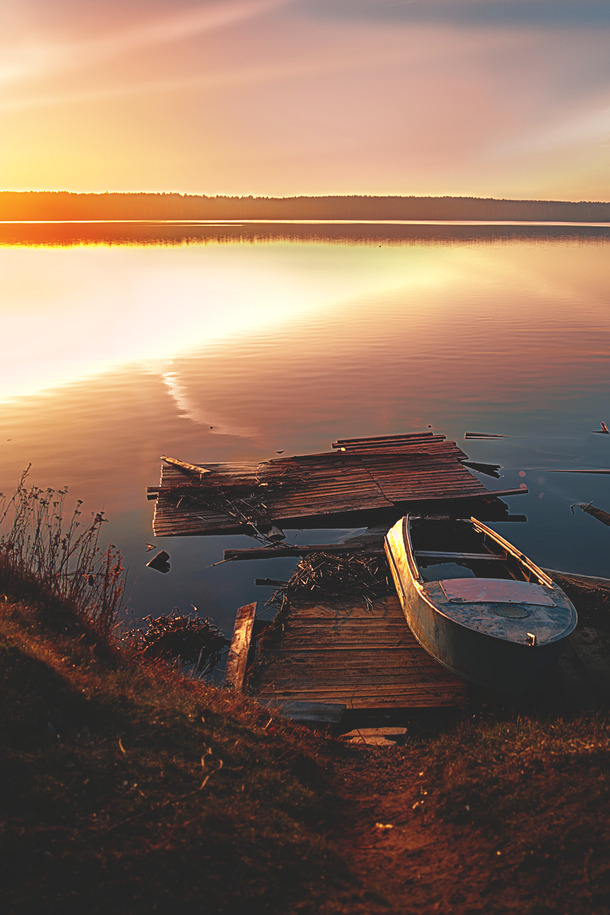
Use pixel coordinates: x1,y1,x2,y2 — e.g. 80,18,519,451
574,502,610,526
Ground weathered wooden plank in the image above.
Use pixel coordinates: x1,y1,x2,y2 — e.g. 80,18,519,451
224,602,257,691
260,700,346,723
223,543,385,561
151,433,520,537
274,639,415,650
254,649,441,667
341,727,408,746
276,630,412,642
256,692,465,710
256,683,465,698
256,672,461,689
278,618,408,628
284,609,392,620
160,455,212,477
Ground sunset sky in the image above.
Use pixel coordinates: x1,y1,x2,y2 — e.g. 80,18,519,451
1,0,609,200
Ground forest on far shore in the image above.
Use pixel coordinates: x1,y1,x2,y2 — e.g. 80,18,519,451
1,191,609,223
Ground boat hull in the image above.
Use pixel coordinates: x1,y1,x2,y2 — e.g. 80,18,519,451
385,516,577,695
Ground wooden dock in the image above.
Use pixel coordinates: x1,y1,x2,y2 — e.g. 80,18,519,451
230,591,469,721
223,569,610,724
149,432,524,538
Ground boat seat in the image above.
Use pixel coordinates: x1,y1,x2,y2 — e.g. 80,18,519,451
414,550,506,562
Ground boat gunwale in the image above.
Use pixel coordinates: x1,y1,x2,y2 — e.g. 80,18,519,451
389,515,577,647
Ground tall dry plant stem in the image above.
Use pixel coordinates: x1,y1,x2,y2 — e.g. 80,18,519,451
0,467,125,635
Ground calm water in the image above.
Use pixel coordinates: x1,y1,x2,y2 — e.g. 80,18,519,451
0,221,609,636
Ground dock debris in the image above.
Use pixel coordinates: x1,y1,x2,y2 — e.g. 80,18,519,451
545,469,610,475
160,455,212,478
461,460,501,478
149,433,525,539
464,432,509,439
572,502,610,527
224,602,257,691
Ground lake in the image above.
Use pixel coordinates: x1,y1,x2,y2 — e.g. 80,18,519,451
0,221,609,638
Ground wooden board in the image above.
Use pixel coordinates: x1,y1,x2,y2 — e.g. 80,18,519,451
261,700,346,723
224,602,257,691
247,593,468,711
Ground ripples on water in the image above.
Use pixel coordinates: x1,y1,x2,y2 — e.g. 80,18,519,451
0,222,608,631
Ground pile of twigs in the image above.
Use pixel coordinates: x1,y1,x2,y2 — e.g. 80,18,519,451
124,609,230,676
267,551,390,612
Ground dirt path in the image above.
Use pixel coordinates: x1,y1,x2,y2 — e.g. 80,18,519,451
334,739,608,915
334,751,503,914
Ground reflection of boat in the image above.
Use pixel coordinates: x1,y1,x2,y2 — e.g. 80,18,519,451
384,515,578,694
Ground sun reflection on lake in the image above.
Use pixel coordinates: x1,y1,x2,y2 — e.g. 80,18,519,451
0,225,609,623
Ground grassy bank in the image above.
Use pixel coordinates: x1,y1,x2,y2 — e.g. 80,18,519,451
2,588,610,914
0,594,362,914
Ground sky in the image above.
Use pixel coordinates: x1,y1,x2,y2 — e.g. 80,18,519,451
1,0,609,200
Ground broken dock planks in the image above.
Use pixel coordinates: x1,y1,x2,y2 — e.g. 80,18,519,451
149,432,525,538
572,502,610,526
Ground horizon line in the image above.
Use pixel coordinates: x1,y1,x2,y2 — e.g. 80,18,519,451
1,190,609,205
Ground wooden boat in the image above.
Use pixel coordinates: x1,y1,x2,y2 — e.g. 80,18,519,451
384,515,577,694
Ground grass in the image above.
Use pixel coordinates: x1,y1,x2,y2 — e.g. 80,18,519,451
0,477,361,912
426,716,610,908
0,469,124,637
0,597,361,914
2,591,610,913
334,711,610,914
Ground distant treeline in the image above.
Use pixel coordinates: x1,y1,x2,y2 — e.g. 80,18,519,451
1,192,609,223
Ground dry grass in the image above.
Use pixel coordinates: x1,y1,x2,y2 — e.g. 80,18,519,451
0,597,365,915
336,712,610,914
0,469,124,636
3,586,610,914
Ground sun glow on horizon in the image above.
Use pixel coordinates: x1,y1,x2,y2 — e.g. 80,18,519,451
0,1,608,200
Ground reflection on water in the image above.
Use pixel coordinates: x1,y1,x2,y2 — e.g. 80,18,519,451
1,220,609,247
0,223,608,630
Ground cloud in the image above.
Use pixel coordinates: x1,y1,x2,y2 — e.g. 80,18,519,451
0,28,414,115
299,0,610,29
0,0,291,88
496,102,610,155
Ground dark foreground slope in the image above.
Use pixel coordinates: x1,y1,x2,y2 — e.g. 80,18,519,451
2,580,610,914
0,597,360,914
